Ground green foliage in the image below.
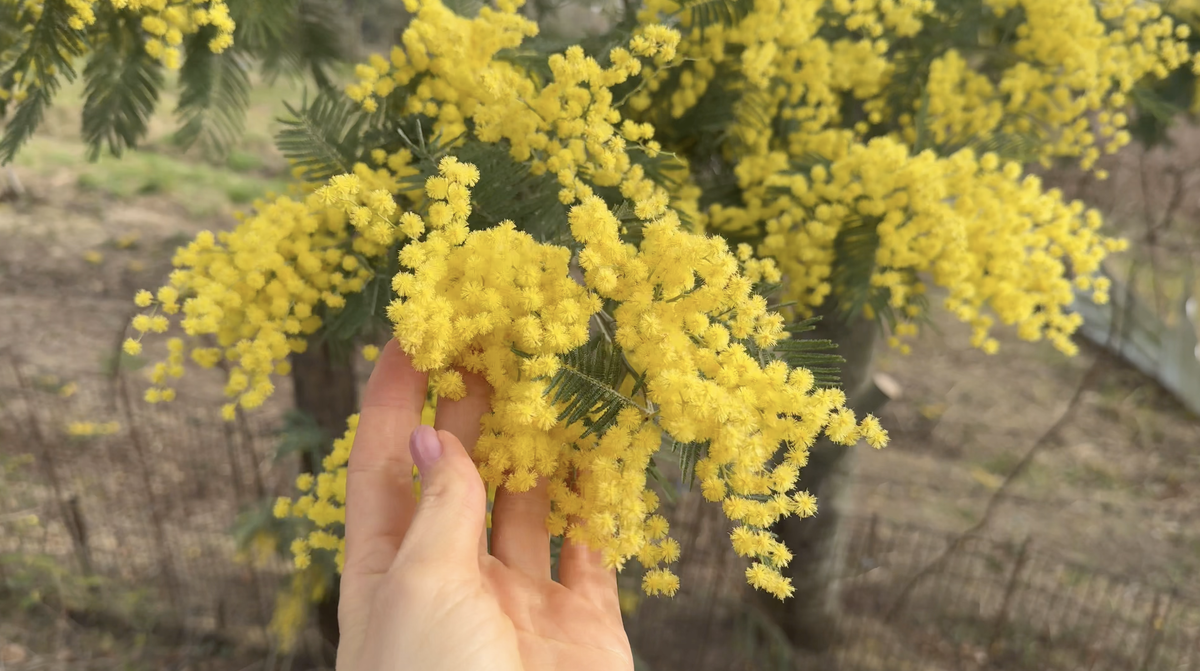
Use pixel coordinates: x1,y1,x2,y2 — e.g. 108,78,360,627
321,257,396,344
675,0,754,33
285,0,343,90
541,335,644,437
0,2,21,66
776,318,842,388
0,0,348,163
0,0,83,163
828,216,881,319
0,552,104,611
961,130,1042,165
390,124,576,244
443,0,485,18
0,455,158,622
230,497,305,556
497,12,639,80
456,141,570,241
646,456,680,503
175,0,343,156
82,13,162,160
275,89,374,181
274,409,327,463
233,0,342,88
669,436,706,488
1130,9,1200,148
174,32,251,156
1128,76,1194,148
224,147,263,171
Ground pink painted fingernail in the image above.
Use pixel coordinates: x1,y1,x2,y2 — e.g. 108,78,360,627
410,425,443,470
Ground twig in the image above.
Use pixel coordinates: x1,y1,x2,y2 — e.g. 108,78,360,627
884,353,1106,621
107,315,186,618
886,253,1141,621
5,357,91,576
592,311,615,343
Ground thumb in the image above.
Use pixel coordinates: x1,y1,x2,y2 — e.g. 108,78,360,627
397,425,487,568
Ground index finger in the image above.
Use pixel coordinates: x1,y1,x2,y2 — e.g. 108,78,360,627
343,340,428,578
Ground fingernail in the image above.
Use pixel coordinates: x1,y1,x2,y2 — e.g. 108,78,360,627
410,425,442,471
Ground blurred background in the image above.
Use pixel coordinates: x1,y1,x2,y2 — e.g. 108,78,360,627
2,1,1200,670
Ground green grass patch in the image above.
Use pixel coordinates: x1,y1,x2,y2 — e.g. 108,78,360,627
980,452,1022,476
1063,463,1124,490
12,70,299,216
225,148,265,173
18,71,299,172
20,136,288,217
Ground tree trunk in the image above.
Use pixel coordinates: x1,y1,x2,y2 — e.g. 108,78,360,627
758,312,881,653
291,339,359,658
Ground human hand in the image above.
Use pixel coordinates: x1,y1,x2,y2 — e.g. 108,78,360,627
336,340,635,671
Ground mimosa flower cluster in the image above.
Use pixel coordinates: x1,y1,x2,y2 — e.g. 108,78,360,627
641,0,1195,168
564,193,888,598
123,155,418,416
920,0,1193,169
625,0,1187,350
275,159,887,598
124,0,1197,604
275,413,356,572
343,0,697,222
744,136,1124,355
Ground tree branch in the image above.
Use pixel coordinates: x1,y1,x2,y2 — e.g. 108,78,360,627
885,255,1141,621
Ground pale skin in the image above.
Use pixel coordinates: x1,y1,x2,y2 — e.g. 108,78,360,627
337,340,635,671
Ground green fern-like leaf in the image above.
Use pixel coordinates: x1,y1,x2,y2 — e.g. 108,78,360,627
739,311,843,389
0,3,24,118
242,0,342,89
496,13,638,80
288,0,343,90
275,89,372,181
544,336,643,437
448,141,571,244
962,130,1041,164
0,0,84,163
174,33,250,156
81,13,162,160
828,215,880,319
668,436,707,488
823,215,929,330
669,73,739,137
0,85,54,165
392,132,573,245
675,0,754,32
390,116,462,185
1127,80,1192,148
230,0,298,61
321,252,397,344
444,0,484,17
772,337,843,389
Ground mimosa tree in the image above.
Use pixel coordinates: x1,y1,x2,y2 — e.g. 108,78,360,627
4,0,1197,652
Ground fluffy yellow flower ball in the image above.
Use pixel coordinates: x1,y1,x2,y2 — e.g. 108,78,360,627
279,159,886,599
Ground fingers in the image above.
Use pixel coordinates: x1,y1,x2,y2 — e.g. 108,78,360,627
396,426,488,568
491,480,551,579
558,533,620,616
433,371,491,555
431,370,490,456
343,341,427,578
